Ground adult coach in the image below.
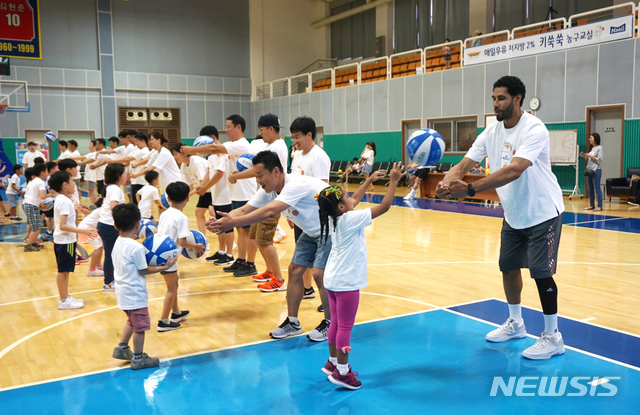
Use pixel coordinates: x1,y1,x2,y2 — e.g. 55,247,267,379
209,151,333,342
436,75,565,360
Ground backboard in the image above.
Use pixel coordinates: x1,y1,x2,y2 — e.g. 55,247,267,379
0,80,29,111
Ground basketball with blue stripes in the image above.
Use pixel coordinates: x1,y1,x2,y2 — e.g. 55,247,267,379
138,219,157,239
181,230,208,259
44,131,57,142
194,135,215,157
406,128,445,167
41,197,55,211
160,193,170,209
1,177,9,187
142,234,180,266
236,153,254,172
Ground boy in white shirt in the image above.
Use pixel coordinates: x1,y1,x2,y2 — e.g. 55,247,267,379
5,164,25,220
23,163,48,251
156,181,205,331
111,203,176,370
171,142,210,236
49,171,97,309
136,171,162,221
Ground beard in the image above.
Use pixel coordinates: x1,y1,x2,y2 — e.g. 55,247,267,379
495,101,515,122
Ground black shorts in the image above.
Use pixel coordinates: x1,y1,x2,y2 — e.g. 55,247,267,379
231,200,251,230
294,224,303,242
196,192,212,209
54,242,77,273
44,205,55,218
415,168,429,179
214,203,233,234
499,214,563,279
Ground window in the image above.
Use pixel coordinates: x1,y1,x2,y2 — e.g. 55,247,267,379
428,116,477,153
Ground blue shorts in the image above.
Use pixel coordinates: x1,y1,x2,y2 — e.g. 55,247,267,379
362,163,372,174
6,193,18,208
291,232,332,270
54,242,77,273
231,200,251,230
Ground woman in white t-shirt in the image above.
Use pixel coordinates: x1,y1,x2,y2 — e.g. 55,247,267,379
130,131,182,192
316,163,402,390
97,163,126,290
360,142,376,191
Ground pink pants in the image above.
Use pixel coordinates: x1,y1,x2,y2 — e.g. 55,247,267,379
327,289,360,352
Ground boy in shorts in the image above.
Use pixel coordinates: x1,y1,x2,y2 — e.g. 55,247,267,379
49,170,97,309
111,203,177,369
136,171,161,221
23,163,48,251
5,164,25,220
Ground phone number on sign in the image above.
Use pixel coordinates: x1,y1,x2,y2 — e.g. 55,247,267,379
0,42,35,53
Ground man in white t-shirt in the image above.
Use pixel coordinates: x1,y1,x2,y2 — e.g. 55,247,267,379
227,114,290,288
209,151,333,343
289,116,331,306
21,141,46,168
437,75,565,361
105,133,150,205
181,114,257,276
74,140,100,205
89,138,110,196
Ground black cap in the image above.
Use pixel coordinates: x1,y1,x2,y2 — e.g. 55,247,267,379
258,113,285,129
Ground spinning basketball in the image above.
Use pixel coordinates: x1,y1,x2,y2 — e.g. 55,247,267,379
41,197,54,211
142,234,180,266
138,219,157,239
194,135,215,156
181,230,208,259
406,129,445,167
236,153,254,172
160,193,170,209
44,131,56,142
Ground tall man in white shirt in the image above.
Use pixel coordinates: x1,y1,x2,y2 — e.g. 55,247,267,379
21,141,46,168
437,75,565,360
182,114,257,273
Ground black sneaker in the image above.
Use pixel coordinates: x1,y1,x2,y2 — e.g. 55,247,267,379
206,252,224,262
214,254,234,266
233,263,257,277
157,320,181,332
223,258,244,272
303,287,316,299
317,304,324,313
170,310,190,323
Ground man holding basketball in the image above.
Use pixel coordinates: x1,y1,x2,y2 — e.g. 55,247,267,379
436,75,565,360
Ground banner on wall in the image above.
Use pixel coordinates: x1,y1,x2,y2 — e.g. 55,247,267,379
16,141,48,165
464,14,634,66
0,0,42,59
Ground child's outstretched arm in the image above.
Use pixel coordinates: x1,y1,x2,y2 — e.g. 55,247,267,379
350,169,386,208
371,162,404,219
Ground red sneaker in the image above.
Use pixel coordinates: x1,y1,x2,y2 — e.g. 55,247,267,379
328,368,362,390
252,270,273,282
257,276,286,292
321,359,337,375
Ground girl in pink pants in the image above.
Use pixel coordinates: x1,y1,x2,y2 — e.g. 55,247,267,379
316,163,403,390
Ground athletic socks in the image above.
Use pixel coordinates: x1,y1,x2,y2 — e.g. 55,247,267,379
508,303,523,324
544,313,559,334
337,363,349,375
329,356,338,365
288,316,299,325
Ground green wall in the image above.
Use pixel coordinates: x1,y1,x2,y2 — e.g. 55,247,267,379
322,131,402,163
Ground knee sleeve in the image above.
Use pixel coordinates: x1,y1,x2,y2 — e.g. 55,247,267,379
535,277,558,315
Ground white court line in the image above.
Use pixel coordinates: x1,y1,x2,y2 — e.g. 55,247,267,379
582,317,597,322
565,216,628,226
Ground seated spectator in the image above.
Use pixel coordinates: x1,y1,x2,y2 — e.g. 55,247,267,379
338,158,360,183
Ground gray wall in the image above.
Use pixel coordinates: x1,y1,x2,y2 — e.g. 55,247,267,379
1,0,251,139
253,38,639,133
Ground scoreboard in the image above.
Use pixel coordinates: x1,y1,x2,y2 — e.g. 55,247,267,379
0,0,41,59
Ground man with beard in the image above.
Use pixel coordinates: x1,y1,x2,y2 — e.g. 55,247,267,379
436,75,565,360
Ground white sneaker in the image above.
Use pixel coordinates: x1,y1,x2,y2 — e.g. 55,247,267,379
270,318,303,339
403,190,417,200
485,318,527,342
273,228,287,243
58,296,85,310
307,318,330,342
522,331,565,360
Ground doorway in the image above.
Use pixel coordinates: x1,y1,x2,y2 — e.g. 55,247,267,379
586,105,624,199
401,119,421,166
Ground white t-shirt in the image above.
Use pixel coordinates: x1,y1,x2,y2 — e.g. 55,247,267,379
95,152,109,181
324,208,373,291
250,138,266,153
208,154,231,206
83,152,97,182
6,174,21,195
290,145,331,181
223,138,257,201
465,111,564,229
137,184,160,219
98,184,125,226
53,194,77,244
247,174,328,238
180,155,209,187
152,147,182,191
113,237,149,310
157,207,190,272
263,139,289,173
24,177,45,206
79,206,102,228
58,149,71,160
130,147,150,185
22,150,45,168
362,148,375,168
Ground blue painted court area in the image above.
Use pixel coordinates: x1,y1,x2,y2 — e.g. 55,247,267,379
2,309,638,414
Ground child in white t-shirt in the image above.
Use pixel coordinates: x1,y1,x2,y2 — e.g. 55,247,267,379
317,162,403,390
136,170,161,221
5,164,25,220
155,181,205,332
49,170,97,309
79,198,104,277
111,203,177,370
23,163,49,251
